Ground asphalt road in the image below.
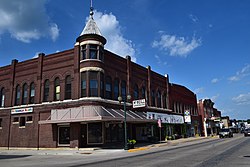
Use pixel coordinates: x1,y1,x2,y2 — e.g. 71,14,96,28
1,134,249,167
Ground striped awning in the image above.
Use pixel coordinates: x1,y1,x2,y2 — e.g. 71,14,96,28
38,106,156,124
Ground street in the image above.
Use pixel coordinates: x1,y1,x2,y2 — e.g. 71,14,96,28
0,134,249,167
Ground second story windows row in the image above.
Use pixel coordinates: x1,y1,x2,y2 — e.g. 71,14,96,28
15,83,35,106
80,44,104,61
43,75,72,102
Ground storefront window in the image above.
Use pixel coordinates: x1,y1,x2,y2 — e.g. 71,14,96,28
88,123,103,144
58,126,70,145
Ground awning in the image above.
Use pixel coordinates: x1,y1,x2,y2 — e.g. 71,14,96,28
38,106,156,124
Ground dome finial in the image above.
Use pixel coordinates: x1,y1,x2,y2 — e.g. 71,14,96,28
90,0,94,18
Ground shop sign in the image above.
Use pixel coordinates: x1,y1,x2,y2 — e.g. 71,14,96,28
11,107,33,114
184,110,191,123
147,112,184,124
133,99,146,108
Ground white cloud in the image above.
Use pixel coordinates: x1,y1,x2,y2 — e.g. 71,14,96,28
232,93,250,105
194,87,204,94
211,78,219,84
228,64,250,82
91,11,136,62
189,14,199,23
152,33,201,57
154,55,167,66
211,94,220,102
0,0,59,43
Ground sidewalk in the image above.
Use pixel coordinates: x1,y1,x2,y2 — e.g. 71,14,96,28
0,136,219,156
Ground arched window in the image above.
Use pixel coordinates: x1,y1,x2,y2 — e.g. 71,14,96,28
141,86,146,99
22,83,28,105
163,93,167,108
89,71,98,97
54,78,60,101
157,90,161,108
43,80,50,102
0,87,5,107
121,80,126,99
81,72,87,97
134,84,139,100
114,78,119,100
15,85,21,105
151,90,155,107
29,82,35,104
105,76,112,99
65,76,71,100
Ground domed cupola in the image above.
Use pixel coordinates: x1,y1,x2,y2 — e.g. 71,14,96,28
75,3,106,99
76,6,106,62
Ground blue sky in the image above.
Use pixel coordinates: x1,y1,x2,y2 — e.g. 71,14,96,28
0,0,250,120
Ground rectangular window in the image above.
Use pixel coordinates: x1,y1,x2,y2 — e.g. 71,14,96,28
26,116,33,122
13,117,19,124
81,45,87,60
81,72,87,97
1,95,4,107
89,71,98,97
58,126,70,145
88,123,103,144
89,45,97,59
19,117,25,127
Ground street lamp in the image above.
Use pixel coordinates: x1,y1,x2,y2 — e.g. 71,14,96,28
118,94,131,150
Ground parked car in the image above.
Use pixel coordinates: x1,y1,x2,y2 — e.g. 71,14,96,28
244,128,250,137
219,128,233,138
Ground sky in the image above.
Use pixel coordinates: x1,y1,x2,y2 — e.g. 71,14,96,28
0,0,250,120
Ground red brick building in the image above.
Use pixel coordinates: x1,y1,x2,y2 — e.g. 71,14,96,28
168,83,200,138
0,7,201,149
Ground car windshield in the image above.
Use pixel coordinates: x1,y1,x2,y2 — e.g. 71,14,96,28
245,129,250,132
220,129,229,132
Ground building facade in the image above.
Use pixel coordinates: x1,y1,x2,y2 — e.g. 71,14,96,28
0,7,200,149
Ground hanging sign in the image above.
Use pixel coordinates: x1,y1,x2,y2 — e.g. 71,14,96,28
147,112,184,124
133,99,146,108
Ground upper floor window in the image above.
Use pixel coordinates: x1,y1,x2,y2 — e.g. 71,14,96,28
162,93,167,108
141,86,146,99
81,45,87,60
65,76,71,100
100,73,104,98
0,88,5,107
105,76,112,100
134,84,139,100
29,82,35,104
89,71,98,97
151,90,155,107
22,83,28,105
81,72,87,97
114,78,119,101
89,45,98,59
121,80,126,100
15,85,21,106
43,80,49,102
54,78,60,101
157,90,161,108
